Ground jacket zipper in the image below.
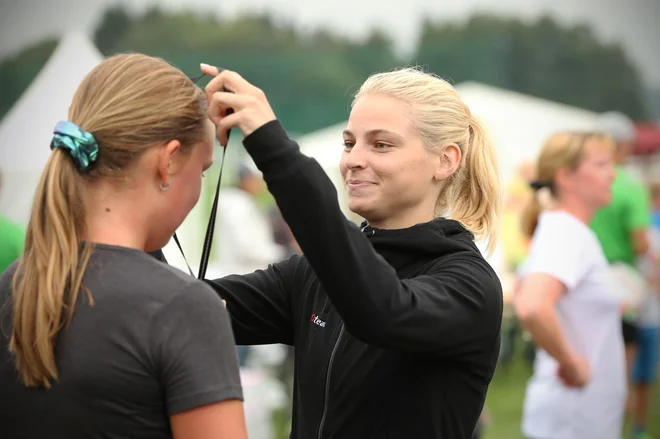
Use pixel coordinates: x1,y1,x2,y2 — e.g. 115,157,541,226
316,323,345,439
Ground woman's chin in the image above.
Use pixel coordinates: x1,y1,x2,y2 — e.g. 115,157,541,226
347,199,373,220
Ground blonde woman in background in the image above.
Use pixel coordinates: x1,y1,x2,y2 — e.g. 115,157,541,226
514,132,625,439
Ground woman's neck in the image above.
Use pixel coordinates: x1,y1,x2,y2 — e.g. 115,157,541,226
82,183,150,250
553,198,597,226
367,207,435,230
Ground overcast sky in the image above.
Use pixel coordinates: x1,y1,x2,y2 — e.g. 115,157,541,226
1,0,658,85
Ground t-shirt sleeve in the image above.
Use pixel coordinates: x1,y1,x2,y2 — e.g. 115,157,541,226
150,281,243,415
624,182,651,231
524,217,590,290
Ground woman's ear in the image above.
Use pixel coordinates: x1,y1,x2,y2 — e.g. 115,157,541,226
554,167,571,193
156,140,182,185
433,143,462,181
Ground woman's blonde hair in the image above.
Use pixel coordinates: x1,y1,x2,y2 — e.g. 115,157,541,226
10,53,208,388
354,67,501,253
520,131,614,238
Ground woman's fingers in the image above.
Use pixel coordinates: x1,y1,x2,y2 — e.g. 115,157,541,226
214,112,241,146
201,65,263,101
200,63,276,140
208,91,245,121
200,63,220,77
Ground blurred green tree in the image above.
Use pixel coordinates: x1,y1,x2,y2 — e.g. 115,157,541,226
102,9,399,133
0,9,649,127
94,6,133,55
416,15,648,119
0,39,58,119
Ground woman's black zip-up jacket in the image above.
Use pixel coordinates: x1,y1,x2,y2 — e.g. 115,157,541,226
204,121,503,439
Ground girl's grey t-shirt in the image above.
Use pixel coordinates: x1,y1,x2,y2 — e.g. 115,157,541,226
0,244,243,439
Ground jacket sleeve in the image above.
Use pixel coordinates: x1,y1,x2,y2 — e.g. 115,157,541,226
242,121,502,356
205,254,301,346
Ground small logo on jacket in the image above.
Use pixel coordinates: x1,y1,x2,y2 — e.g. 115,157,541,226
310,313,326,327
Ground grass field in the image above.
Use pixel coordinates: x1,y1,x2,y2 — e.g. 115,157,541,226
482,349,660,439
273,343,660,439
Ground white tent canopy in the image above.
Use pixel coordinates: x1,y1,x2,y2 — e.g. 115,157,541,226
0,32,103,225
455,81,600,185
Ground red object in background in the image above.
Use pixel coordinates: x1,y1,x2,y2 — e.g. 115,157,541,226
634,123,660,155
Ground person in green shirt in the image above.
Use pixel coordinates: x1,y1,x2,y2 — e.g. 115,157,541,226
590,138,650,266
0,174,26,274
591,110,650,289
0,216,25,274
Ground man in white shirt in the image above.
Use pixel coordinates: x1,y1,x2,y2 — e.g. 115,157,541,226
213,162,288,277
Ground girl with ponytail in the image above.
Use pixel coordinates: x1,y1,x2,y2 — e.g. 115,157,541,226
0,54,247,439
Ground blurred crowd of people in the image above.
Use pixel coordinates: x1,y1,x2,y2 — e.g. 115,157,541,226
501,111,660,439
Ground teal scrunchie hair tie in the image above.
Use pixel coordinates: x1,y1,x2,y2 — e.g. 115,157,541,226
50,121,99,171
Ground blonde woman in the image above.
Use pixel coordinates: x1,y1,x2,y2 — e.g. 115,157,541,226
515,132,625,439
197,65,504,439
0,55,247,439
